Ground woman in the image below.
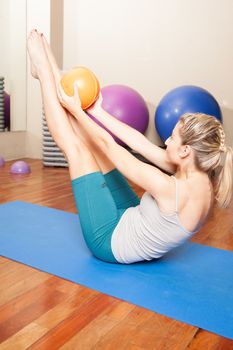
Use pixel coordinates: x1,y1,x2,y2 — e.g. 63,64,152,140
27,30,233,264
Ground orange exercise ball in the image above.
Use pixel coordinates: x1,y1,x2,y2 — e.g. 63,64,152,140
61,66,100,110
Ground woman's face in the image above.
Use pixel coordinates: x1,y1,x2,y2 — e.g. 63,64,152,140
165,123,183,163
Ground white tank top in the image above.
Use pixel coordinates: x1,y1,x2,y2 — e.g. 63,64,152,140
111,176,197,264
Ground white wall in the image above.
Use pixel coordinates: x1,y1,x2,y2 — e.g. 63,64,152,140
9,0,27,131
63,0,233,146
0,0,50,160
1,1,51,160
51,0,64,68
0,131,26,160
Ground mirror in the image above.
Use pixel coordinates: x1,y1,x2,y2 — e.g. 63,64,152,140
0,0,27,132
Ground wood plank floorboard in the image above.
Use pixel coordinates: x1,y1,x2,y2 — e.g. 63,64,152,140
0,159,232,349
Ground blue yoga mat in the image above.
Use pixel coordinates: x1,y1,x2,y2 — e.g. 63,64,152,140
0,201,233,339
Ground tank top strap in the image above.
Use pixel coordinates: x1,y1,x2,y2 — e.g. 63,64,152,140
171,175,179,213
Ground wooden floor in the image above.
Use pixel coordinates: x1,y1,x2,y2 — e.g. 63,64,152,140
0,158,232,350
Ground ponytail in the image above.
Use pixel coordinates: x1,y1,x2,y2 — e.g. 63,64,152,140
179,113,233,208
214,146,233,208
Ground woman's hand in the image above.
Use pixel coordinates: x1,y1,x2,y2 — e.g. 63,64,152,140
87,93,104,117
57,81,82,116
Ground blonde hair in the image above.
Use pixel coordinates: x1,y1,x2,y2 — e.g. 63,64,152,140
179,113,233,208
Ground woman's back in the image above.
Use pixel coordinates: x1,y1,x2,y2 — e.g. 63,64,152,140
156,173,214,233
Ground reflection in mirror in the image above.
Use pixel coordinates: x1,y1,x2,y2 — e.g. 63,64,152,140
0,0,27,132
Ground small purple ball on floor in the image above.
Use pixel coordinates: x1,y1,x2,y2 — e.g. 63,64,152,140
10,161,31,174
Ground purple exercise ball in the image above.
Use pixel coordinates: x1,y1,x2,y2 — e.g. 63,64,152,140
10,161,31,174
0,157,5,167
89,84,149,146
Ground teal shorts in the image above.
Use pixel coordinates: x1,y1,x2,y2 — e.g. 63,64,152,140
72,169,140,263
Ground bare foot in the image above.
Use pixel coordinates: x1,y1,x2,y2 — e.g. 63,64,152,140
41,34,62,84
27,29,49,79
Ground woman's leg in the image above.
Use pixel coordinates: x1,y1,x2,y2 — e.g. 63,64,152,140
28,30,101,179
41,33,116,175
68,113,116,174
41,33,140,209
27,30,121,262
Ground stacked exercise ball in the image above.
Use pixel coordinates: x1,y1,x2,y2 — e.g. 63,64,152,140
61,68,149,145
61,66,100,110
155,85,222,142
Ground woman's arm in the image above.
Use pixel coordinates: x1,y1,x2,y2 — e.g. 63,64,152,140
88,95,176,174
57,83,172,197
74,108,171,197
